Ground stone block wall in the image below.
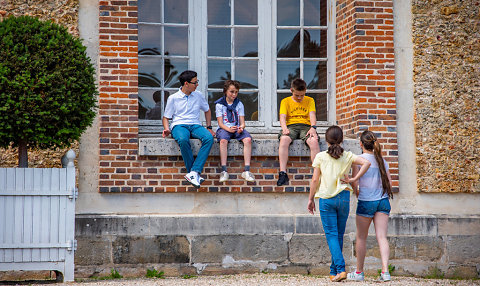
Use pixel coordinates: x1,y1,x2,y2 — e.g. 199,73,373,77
413,0,480,192
74,214,480,278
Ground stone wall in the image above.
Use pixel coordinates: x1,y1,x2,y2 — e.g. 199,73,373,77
0,0,80,168
413,0,480,192
74,214,480,278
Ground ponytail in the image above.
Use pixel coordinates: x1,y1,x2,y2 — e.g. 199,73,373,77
325,126,344,159
361,130,393,199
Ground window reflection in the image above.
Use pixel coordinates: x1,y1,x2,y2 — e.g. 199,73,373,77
165,0,188,23
277,29,300,58
208,60,231,88
304,0,321,26
138,0,161,22
304,61,327,90
138,24,161,55
235,60,258,88
310,92,328,121
208,0,230,25
277,0,299,26
164,27,188,56
235,0,257,25
235,28,258,57
208,28,231,57
165,58,187,88
277,61,299,89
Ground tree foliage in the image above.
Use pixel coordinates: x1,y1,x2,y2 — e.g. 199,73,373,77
0,15,97,155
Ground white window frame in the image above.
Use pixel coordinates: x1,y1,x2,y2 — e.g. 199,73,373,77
138,0,335,134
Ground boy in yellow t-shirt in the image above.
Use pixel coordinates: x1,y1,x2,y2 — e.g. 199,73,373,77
277,78,320,186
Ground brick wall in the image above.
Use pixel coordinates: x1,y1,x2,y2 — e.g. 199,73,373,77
97,0,398,193
335,0,398,191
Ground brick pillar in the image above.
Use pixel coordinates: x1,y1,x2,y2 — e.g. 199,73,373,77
336,0,398,191
98,0,139,193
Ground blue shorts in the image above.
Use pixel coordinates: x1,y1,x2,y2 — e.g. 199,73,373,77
216,128,252,142
356,198,391,218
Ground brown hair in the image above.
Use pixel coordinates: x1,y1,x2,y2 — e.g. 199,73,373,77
291,78,306,91
325,126,344,159
360,130,393,199
223,80,240,94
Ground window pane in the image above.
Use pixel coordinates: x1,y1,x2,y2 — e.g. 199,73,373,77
138,24,161,55
277,0,299,26
139,57,162,87
277,61,299,89
304,29,327,58
138,0,161,22
208,60,231,88
277,29,300,58
235,0,257,25
276,92,291,120
139,89,160,119
208,28,231,57
238,92,258,121
304,0,321,26
165,58,188,88
208,0,230,25
164,26,188,56
165,0,188,23
208,91,224,121
308,92,327,121
304,61,327,89
235,28,258,57
320,0,327,26
235,60,258,88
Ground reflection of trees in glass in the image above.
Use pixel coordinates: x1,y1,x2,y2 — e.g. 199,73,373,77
277,30,327,89
138,49,179,119
208,71,258,121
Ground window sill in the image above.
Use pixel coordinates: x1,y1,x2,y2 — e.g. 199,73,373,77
138,138,361,157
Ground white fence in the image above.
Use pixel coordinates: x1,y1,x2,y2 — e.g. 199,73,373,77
0,161,77,282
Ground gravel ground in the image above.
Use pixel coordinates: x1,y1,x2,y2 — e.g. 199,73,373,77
12,274,480,286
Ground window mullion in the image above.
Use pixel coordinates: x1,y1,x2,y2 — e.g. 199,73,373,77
327,0,336,124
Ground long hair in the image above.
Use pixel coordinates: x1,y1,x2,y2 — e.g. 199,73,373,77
325,126,344,159
360,130,393,199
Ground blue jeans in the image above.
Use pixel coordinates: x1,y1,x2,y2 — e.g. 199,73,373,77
171,124,214,173
319,190,350,275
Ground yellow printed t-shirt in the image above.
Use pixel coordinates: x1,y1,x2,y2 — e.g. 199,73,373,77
279,96,316,126
312,151,358,199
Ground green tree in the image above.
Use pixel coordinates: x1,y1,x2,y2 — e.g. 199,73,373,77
0,16,97,167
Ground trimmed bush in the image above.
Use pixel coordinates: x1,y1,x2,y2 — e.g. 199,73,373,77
0,15,97,166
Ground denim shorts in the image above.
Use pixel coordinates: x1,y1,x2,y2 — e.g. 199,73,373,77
356,198,391,218
216,128,252,142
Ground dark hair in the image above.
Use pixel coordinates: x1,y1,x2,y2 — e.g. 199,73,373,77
291,78,306,91
178,70,197,86
325,125,344,159
152,90,162,103
360,130,393,199
223,80,240,94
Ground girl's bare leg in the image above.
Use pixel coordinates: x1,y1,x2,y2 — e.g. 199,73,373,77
242,137,252,167
219,139,228,166
355,215,372,272
373,212,390,273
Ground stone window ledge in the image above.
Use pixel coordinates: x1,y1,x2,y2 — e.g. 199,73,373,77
139,138,360,157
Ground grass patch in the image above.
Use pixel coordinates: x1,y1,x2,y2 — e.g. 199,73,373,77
424,266,445,279
377,264,396,275
182,274,197,279
146,268,165,279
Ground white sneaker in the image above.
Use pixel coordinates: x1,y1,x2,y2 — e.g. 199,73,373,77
347,271,364,281
241,171,255,182
378,272,391,282
185,171,200,188
198,175,205,184
219,171,229,183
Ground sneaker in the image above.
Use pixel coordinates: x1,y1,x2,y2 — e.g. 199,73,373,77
347,271,364,281
198,175,205,184
241,171,255,182
331,272,347,282
276,171,289,186
219,171,229,183
378,272,391,282
185,171,200,188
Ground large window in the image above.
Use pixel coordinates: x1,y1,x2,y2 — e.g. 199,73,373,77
138,0,334,133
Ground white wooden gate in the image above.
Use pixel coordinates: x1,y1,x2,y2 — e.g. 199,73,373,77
0,161,77,282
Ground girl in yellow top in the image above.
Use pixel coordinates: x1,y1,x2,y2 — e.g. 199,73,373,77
307,126,371,282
